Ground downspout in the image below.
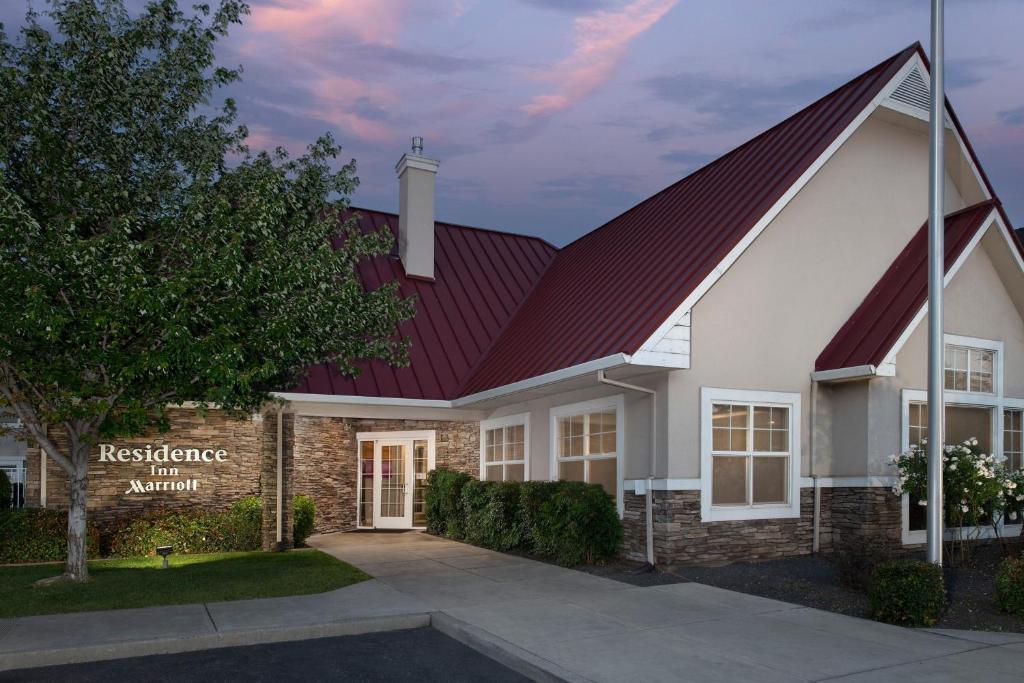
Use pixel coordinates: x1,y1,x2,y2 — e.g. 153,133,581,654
276,406,283,548
597,369,656,566
810,378,821,554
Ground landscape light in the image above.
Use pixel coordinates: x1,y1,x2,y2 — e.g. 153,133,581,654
155,545,173,569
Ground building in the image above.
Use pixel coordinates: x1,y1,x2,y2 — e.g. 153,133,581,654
19,43,1024,564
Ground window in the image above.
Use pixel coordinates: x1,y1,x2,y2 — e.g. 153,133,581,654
906,401,995,532
480,414,529,483
550,397,623,510
700,388,801,522
944,344,994,393
1005,409,1023,471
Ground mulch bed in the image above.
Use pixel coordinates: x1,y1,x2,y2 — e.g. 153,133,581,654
658,541,1024,633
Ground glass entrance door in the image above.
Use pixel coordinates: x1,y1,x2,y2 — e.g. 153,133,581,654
373,440,414,529
357,434,433,529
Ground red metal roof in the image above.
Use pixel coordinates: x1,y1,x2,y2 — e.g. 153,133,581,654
457,45,919,396
815,200,999,372
294,209,557,400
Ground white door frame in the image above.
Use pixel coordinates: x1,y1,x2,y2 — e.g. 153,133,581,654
356,431,436,530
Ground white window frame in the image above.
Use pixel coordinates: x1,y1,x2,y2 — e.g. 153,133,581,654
899,333,1021,543
550,395,625,516
700,387,802,522
479,413,530,482
355,430,436,530
943,334,1002,396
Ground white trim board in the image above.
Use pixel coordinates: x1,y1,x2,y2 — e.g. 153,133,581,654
626,476,897,493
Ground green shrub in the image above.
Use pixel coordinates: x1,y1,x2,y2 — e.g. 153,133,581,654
527,481,622,565
831,536,897,591
0,508,100,563
424,467,472,539
519,480,560,553
994,556,1024,618
293,495,316,546
869,559,946,626
0,470,11,510
106,499,262,557
461,480,525,551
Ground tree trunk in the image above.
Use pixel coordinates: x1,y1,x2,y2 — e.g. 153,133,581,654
64,458,90,582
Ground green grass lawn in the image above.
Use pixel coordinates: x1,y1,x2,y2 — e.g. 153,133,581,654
0,549,369,618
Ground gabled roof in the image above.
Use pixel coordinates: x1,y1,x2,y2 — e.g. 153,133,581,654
295,209,556,400
815,200,1003,373
457,45,919,395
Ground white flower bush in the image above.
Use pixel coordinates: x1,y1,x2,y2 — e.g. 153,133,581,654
890,438,1022,559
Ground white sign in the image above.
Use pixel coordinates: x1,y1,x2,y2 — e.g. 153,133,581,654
97,443,228,496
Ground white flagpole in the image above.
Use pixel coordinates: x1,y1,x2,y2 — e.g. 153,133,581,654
926,0,946,566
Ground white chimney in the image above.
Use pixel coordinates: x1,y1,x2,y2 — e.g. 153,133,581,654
396,136,440,280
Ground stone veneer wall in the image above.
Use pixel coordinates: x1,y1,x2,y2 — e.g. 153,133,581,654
829,486,903,548
623,486,904,565
291,416,479,534
24,408,264,525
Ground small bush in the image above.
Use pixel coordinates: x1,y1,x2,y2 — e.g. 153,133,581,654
994,556,1024,618
0,508,101,563
0,470,11,510
106,499,262,557
832,536,896,591
293,495,316,546
424,468,472,539
869,559,946,626
529,481,622,566
461,480,525,551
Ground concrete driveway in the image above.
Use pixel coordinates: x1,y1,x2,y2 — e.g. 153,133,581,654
310,531,1024,683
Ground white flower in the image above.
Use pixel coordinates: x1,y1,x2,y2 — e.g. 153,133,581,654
918,499,928,506
950,464,957,471
961,504,970,513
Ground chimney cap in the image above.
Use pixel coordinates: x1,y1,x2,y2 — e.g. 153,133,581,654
412,136,424,155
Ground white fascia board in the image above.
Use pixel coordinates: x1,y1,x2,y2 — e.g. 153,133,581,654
630,350,689,368
634,54,919,357
810,365,878,382
908,52,992,202
272,392,453,409
879,209,1001,366
452,354,632,407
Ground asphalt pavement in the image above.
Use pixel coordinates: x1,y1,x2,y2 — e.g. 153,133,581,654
0,628,529,682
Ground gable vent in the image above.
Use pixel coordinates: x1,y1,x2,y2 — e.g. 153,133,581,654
888,67,930,112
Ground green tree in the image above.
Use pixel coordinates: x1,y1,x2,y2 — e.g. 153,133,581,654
0,0,414,582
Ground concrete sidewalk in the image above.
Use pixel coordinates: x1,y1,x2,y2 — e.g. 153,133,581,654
0,578,431,672
310,531,1024,683
3,532,1023,681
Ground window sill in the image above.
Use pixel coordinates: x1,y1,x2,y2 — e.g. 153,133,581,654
701,504,801,523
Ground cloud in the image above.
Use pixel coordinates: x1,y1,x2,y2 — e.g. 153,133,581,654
535,172,642,209
946,57,1006,90
999,106,1024,126
248,0,411,45
658,149,715,168
645,125,688,143
643,71,843,131
519,0,615,11
520,0,678,118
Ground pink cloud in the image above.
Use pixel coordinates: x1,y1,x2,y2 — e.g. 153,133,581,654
249,0,410,45
522,0,678,118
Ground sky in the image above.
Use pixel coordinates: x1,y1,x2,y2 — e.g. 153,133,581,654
3,0,1023,246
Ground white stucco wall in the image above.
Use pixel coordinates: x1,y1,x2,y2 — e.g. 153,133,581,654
668,111,978,479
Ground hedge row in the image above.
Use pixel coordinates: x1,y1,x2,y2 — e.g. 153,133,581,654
995,556,1024,618
868,559,947,626
424,467,622,566
0,495,316,563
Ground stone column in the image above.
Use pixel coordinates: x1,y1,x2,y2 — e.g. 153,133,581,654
261,408,295,551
